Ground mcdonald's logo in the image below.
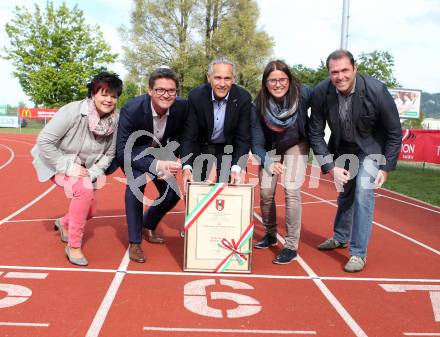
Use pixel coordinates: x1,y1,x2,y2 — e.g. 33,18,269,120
21,108,32,118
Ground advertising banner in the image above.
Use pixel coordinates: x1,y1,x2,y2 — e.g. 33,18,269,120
19,107,58,119
389,88,422,119
400,129,440,164
0,116,19,128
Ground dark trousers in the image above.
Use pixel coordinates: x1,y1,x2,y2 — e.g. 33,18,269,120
194,143,232,183
125,169,180,244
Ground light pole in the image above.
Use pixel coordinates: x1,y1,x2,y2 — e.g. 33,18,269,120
340,0,350,49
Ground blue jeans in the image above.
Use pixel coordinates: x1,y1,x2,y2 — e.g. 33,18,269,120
333,153,378,258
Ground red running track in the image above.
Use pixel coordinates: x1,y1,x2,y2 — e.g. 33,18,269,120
0,133,439,337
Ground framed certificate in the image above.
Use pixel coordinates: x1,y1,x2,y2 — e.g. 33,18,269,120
183,182,254,273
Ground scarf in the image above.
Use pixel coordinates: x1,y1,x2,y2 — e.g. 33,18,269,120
263,96,299,133
88,99,117,137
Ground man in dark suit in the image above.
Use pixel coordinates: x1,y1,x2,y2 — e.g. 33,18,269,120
309,49,402,272
181,57,251,187
116,68,187,263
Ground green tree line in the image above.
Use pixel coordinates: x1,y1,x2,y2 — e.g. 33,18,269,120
3,0,405,112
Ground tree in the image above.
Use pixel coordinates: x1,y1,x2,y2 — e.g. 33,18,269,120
292,50,400,89
120,0,273,97
117,81,140,109
291,61,327,88
2,1,117,107
356,50,400,87
119,0,199,96
210,0,273,96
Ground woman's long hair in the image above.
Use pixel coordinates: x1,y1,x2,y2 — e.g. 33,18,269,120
255,60,301,116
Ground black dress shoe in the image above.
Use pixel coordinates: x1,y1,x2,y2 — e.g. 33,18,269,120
273,248,297,264
254,234,277,249
129,244,146,263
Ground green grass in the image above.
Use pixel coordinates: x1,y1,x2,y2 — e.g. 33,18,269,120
384,162,440,206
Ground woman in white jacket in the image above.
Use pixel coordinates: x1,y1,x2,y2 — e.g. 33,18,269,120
32,72,123,266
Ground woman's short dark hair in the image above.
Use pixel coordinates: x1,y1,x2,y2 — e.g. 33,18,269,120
87,72,123,98
325,49,355,69
148,67,179,89
255,60,301,116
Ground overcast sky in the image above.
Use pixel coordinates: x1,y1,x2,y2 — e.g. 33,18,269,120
1,0,439,106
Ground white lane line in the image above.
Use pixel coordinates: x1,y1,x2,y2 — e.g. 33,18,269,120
300,189,440,256
249,171,440,256
302,199,338,205
403,333,440,336
6,200,338,224
0,144,14,170
305,170,440,213
5,211,180,223
143,327,316,334
373,222,440,256
4,272,48,279
297,255,369,337
0,265,117,273
0,185,56,227
85,249,130,337
0,322,49,327
0,264,438,283
0,138,35,146
253,211,368,337
375,192,440,214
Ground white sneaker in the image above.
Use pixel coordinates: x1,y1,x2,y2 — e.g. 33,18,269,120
344,256,366,272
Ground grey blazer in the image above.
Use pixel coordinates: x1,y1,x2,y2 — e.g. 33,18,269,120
31,99,118,182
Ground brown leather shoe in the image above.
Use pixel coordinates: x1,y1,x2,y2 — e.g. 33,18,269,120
143,229,165,244
129,244,145,263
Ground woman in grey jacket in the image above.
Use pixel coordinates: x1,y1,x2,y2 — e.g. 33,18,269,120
250,60,312,264
31,72,123,266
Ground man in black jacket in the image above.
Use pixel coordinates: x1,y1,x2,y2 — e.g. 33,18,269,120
309,49,402,272
181,57,251,187
116,68,187,263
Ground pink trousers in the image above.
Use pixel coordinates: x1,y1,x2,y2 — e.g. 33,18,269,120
51,175,97,248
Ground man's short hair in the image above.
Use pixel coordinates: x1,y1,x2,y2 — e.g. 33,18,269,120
326,49,355,69
208,57,236,77
148,68,179,89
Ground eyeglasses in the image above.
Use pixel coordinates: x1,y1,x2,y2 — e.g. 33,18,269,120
153,88,177,96
266,78,289,86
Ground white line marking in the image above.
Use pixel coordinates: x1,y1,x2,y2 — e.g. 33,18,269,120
1,264,439,283
375,192,440,214
253,211,368,337
143,327,316,334
403,333,440,336
0,138,35,146
305,169,440,212
85,249,130,337
300,189,440,256
0,322,49,327
4,272,48,279
5,210,182,223
0,265,117,273
380,284,440,292
302,199,338,205
0,144,14,170
0,185,56,227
